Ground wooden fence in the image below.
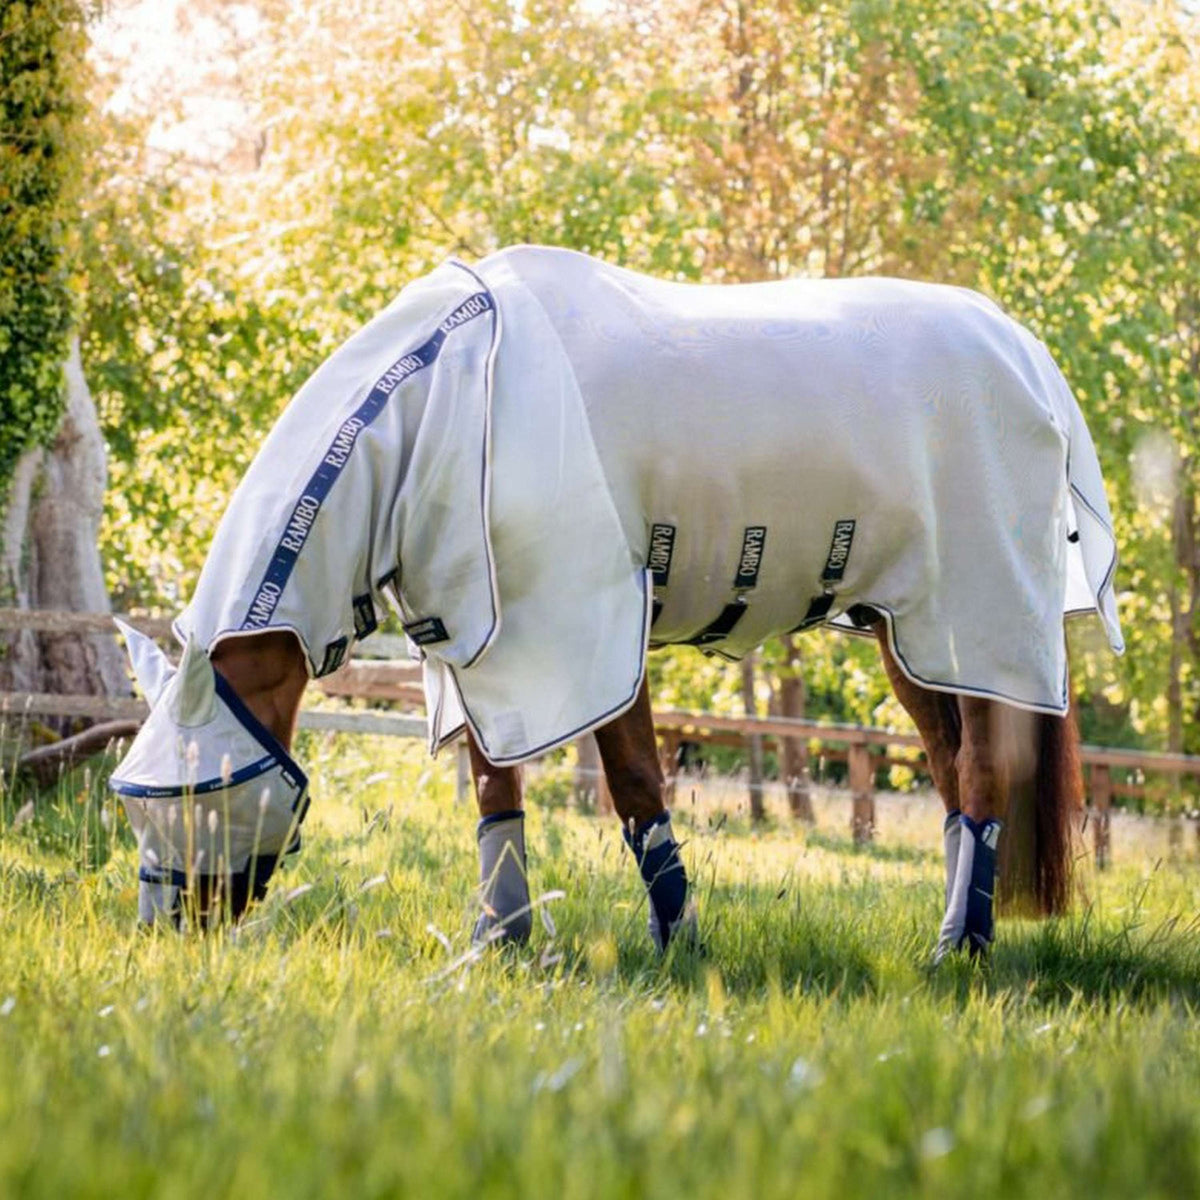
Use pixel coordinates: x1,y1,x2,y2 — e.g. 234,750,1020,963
4,608,1200,866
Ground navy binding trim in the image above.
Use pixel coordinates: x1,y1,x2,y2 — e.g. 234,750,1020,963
213,672,308,800
477,809,524,834
111,754,279,800
239,290,494,634
111,674,309,804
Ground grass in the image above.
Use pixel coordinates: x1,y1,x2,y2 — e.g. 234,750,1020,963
1,730,1199,1199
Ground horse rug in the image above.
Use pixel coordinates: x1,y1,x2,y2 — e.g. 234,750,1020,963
115,246,1122,865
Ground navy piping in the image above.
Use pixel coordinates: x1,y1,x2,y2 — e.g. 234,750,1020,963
865,600,1071,715
1068,481,1119,599
212,672,308,799
111,672,309,803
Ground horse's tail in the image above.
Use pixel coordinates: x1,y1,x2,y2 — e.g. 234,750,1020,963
998,706,1082,917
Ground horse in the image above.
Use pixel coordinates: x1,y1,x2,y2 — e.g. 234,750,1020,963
108,245,1123,960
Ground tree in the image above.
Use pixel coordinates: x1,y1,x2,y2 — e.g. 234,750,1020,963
0,0,126,707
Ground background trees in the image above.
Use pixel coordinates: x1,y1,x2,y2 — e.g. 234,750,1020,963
10,0,1196,759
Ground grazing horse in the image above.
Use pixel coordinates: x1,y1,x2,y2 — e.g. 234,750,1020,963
109,246,1122,959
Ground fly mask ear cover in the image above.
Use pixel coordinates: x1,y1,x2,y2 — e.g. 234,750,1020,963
109,630,309,886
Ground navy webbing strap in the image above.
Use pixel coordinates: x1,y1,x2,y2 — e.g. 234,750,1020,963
683,599,748,646
787,592,833,634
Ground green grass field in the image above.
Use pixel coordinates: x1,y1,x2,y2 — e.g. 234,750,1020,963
2,730,1199,1199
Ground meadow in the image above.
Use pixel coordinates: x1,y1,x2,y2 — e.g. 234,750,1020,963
2,730,1199,1200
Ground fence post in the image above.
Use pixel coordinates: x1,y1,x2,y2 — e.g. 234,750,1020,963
1090,762,1112,869
659,730,680,810
848,741,875,844
455,738,471,806
574,733,612,814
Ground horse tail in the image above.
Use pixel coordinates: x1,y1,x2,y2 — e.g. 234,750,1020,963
998,705,1082,917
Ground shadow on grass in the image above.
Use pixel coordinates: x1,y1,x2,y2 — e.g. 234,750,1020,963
982,909,1200,1006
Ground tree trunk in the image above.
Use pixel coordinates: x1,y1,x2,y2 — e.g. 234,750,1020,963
740,652,766,822
1167,474,1197,755
0,339,129,727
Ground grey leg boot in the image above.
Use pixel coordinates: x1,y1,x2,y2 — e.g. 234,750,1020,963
942,808,963,908
472,810,533,946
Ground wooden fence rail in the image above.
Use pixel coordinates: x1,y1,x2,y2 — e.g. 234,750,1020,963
5,608,1200,865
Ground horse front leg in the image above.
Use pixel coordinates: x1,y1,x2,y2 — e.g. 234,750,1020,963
467,733,533,945
593,677,697,952
934,696,1006,962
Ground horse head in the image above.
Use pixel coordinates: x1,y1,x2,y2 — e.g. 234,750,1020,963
109,625,308,926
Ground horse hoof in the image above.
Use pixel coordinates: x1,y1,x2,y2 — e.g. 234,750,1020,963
471,908,533,948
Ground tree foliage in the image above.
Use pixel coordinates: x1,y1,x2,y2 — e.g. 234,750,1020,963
82,0,1200,759
0,0,89,515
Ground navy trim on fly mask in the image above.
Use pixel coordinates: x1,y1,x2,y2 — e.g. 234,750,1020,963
239,290,495,640
109,671,308,804
213,672,308,802
110,754,279,800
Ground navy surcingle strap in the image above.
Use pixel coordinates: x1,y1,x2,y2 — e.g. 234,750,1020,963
240,291,494,634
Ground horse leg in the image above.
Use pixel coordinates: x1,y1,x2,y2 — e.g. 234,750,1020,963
934,696,1008,961
466,733,533,945
593,677,696,952
872,622,964,905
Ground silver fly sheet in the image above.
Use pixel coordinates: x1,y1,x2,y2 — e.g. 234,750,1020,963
173,246,1122,767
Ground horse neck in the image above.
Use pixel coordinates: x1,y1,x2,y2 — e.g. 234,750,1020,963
210,631,308,750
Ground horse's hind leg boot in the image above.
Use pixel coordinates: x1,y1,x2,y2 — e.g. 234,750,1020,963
942,808,963,908
624,812,696,952
934,814,1002,963
473,810,532,946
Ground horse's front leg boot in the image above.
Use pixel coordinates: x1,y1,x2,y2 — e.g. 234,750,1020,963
933,814,1002,964
472,810,532,947
942,808,963,908
623,812,696,953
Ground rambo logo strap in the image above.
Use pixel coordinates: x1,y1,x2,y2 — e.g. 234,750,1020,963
788,519,857,634
683,526,765,647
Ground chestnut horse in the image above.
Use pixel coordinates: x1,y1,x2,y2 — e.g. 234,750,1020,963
109,247,1121,960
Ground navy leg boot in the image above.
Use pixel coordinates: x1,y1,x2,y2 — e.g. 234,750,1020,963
623,812,697,952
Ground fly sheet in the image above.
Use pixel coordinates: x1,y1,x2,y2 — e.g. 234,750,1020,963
162,245,1121,775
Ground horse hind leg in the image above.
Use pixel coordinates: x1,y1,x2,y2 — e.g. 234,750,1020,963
872,622,964,906
931,695,1010,960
